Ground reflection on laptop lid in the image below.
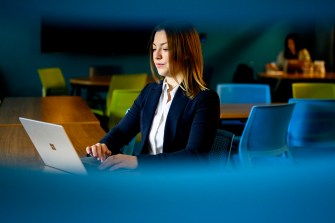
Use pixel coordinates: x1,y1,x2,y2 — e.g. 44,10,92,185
19,117,88,175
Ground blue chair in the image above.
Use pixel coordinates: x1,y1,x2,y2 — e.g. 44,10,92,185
216,83,272,139
287,99,335,162
216,83,271,104
238,104,295,168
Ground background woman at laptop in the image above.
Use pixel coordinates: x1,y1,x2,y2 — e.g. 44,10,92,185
86,21,220,171
266,32,311,73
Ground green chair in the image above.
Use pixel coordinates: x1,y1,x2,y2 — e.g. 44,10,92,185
91,73,147,132
108,89,142,128
292,83,335,99
37,68,68,97
91,73,147,117
109,89,142,155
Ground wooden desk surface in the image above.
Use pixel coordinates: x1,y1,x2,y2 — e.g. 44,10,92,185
0,96,99,125
258,72,335,80
70,76,111,87
0,124,106,169
220,103,283,119
70,75,155,88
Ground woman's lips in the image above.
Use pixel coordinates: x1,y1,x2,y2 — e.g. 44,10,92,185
155,63,164,69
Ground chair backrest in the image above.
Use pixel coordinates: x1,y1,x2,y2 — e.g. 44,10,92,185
108,89,142,128
288,98,335,149
238,103,295,167
292,83,335,99
37,68,67,97
89,65,123,78
208,129,235,169
106,73,147,115
216,84,271,104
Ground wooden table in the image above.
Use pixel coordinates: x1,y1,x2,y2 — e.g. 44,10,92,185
220,103,284,119
0,96,106,170
258,72,335,81
70,76,111,96
0,96,99,125
258,72,335,102
0,124,106,169
220,104,256,119
70,75,155,96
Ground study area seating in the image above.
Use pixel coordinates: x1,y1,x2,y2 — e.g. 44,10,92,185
287,99,335,162
92,73,147,131
108,89,142,128
216,83,271,137
216,83,271,104
292,83,335,99
238,104,295,168
208,129,235,170
37,67,68,97
87,65,124,107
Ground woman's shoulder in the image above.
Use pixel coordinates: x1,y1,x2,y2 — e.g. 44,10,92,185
194,88,219,102
142,81,161,92
138,81,162,98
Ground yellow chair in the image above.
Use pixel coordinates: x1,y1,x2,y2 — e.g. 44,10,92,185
37,68,68,97
108,89,143,155
108,89,142,128
91,73,147,131
292,83,335,99
91,73,147,116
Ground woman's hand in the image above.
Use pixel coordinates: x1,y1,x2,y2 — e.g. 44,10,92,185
99,154,138,171
86,143,111,162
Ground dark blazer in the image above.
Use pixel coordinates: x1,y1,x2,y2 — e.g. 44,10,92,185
100,82,220,167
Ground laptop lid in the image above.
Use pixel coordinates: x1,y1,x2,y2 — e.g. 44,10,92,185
19,117,87,175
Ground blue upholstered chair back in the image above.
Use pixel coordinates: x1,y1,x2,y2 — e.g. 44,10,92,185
238,104,295,167
288,99,335,149
216,84,271,104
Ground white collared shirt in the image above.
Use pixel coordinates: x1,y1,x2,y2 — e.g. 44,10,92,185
148,80,178,155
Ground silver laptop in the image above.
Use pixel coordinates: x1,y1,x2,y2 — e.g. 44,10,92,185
19,117,99,175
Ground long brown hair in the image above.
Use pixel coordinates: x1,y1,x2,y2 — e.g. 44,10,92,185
149,21,207,99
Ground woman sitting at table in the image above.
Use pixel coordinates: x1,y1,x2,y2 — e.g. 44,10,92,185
266,32,311,74
85,21,220,171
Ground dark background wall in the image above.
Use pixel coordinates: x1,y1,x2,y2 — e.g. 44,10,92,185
0,0,334,97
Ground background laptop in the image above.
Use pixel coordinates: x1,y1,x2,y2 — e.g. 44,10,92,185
19,117,99,175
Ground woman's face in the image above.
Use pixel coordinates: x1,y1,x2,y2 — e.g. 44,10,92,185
152,30,170,77
288,38,296,54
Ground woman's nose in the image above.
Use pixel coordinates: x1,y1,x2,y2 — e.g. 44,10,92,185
155,49,162,59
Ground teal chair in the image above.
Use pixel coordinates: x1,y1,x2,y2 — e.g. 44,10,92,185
216,83,271,139
216,83,271,104
238,103,295,168
287,99,335,163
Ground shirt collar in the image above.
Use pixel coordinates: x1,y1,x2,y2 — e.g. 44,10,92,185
162,78,179,97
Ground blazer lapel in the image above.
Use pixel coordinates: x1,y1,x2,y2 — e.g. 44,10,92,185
163,87,188,148
141,83,162,150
